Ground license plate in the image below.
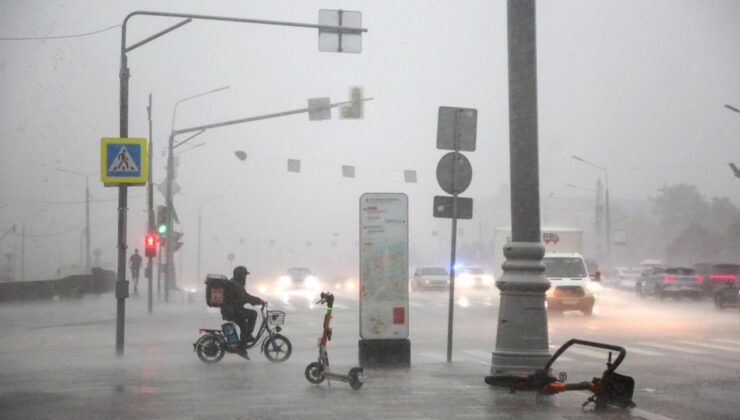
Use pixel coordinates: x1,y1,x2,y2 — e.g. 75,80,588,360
562,299,578,305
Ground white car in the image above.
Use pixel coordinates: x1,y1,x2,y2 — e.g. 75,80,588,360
276,267,321,293
455,266,495,289
411,267,449,291
543,252,596,316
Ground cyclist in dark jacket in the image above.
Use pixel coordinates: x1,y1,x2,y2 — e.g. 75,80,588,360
221,265,265,359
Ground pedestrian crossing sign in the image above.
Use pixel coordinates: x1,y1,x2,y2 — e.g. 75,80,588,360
100,137,147,186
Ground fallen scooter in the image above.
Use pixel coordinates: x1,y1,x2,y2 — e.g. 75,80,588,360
485,339,636,412
304,291,364,390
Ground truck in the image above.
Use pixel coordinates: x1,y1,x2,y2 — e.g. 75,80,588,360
492,227,583,278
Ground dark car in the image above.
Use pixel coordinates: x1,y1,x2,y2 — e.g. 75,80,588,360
638,266,704,300
692,263,740,295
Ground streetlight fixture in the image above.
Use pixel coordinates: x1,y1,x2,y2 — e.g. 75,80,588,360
724,104,740,114
571,155,611,267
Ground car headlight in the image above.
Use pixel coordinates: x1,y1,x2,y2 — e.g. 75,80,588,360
345,278,356,290
277,275,292,290
305,275,319,290
458,274,473,288
587,282,602,292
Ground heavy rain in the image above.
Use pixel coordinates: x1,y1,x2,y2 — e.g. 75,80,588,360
1,1,739,419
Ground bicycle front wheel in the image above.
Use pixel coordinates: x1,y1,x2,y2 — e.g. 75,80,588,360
263,333,292,362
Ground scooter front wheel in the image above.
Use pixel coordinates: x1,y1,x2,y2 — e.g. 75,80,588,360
195,333,225,364
305,362,325,384
348,367,364,390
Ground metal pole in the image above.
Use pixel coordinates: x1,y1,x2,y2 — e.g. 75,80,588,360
605,171,611,268
165,132,175,303
197,206,202,282
147,93,154,314
446,110,462,364
491,0,550,375
115,42,130,356
21,225,25,282
446,193,458,363
85,177,91,272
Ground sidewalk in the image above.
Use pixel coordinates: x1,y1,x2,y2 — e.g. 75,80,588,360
0,294,661,419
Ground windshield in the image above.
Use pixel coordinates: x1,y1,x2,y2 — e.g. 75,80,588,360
543,257,588,278
422,267,448,275
287,268,311,277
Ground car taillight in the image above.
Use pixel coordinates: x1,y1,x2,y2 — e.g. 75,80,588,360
709,274,737,280
692,275,703,282
663,274,676,282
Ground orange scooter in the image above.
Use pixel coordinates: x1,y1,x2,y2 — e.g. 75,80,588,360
485,339,636,412
304,292,364,390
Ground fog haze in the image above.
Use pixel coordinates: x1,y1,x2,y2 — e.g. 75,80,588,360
1,0,739,284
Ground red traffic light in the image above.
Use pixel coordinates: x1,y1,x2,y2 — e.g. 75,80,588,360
145,232,157,258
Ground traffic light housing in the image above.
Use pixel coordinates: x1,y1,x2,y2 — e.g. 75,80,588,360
145,232,157,258
156,205,169,236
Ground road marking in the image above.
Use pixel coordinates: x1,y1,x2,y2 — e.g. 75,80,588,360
636,342,708,354
712,338,740,346
625,346,664,356
676,340,740,353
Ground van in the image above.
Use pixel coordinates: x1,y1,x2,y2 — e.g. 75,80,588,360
543,252,596,316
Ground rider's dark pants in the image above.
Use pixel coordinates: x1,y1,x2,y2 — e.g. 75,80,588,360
232,308,258,348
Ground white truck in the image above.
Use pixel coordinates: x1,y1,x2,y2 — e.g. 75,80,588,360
492,227,583,278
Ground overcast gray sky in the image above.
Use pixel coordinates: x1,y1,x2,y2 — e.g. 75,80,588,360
1,0,738,282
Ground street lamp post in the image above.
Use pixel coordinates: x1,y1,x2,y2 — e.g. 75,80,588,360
571,155,611,267
567,181,604,261
491,0,551,375
116,10,367,355
164,86,229,303
56,168,94,273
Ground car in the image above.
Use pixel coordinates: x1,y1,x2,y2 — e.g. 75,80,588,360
692,263,740,296
455,266,495,289
276,267,321,293
543,252,596,316
411,267,449,291
712,283,739,311
608,267,642,288
637,266,704,300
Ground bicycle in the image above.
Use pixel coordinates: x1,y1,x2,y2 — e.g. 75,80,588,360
193,302,292,363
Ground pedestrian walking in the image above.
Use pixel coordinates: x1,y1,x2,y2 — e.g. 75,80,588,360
129,249,142,293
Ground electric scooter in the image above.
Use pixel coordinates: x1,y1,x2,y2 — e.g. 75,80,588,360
304,291,364,390
485,339,636,412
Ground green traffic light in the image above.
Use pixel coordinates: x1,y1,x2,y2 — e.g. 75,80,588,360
158,224,168,234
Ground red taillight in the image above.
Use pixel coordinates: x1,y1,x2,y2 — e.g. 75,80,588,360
693,275,703,282
709,274,737,280
663,274,676,281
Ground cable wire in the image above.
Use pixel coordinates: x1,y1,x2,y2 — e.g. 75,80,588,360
0,24,120,41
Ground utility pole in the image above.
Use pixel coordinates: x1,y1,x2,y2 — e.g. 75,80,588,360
147,94,155,313
21,225,25,282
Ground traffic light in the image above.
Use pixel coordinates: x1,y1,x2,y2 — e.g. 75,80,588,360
172,231,184,251
144,232,157,258
156,205,169,236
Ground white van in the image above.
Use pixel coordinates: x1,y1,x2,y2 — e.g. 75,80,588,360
543,252,596,316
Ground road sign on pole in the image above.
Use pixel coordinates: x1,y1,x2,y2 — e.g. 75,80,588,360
434,196,473,219
100,138,148,186
437,107,477,151
436,152,472,195
318,9,363,53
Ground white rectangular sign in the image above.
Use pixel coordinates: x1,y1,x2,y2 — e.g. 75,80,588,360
359,193,409,339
